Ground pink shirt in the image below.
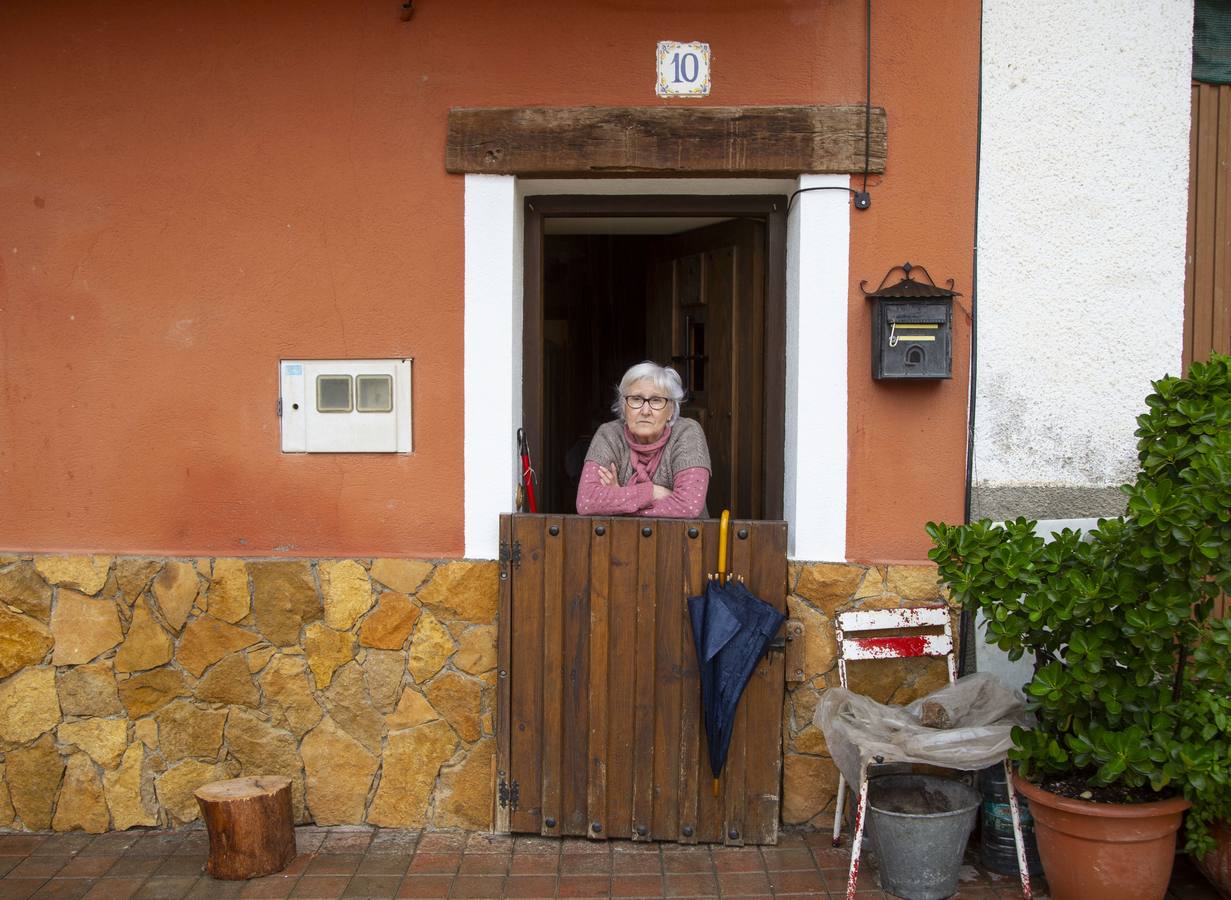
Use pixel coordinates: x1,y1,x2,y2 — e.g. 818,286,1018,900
575,425,710,518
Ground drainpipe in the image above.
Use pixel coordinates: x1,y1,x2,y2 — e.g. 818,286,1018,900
958,0,985,678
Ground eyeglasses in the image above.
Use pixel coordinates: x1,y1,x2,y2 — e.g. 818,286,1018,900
624,395,669,411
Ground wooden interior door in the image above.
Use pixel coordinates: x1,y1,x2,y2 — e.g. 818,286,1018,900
524,195,786,519
648,220,766,518
494,513,788,845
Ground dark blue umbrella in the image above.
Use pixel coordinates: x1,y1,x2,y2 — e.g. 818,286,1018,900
688,575,786,791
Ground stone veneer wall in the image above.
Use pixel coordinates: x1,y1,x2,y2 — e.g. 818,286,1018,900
0,555,498,833
0,554,948,835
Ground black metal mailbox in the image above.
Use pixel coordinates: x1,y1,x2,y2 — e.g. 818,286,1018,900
862,262,958,380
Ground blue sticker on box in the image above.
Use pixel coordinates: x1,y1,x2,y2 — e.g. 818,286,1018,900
285,364,303,376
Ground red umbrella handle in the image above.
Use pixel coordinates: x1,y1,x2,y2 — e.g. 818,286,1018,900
517,428,538,513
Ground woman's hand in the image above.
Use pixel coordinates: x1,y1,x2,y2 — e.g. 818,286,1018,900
597,463,618,486
652,484,671,501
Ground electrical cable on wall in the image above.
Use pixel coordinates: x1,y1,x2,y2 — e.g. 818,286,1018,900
787,0,874,216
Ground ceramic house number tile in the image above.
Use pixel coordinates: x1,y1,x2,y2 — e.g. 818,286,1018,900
656,41,711,97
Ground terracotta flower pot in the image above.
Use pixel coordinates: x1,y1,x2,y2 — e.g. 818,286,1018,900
1196,819,1231,899
1013,774,1190,900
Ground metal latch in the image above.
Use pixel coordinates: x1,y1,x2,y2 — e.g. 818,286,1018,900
780,619,806,683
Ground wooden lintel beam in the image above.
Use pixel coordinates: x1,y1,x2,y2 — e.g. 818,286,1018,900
446,105,886,177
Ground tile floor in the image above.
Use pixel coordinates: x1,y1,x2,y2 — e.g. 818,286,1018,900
0,826,1220,899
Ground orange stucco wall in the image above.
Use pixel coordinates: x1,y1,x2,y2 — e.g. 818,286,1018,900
0,0,977,561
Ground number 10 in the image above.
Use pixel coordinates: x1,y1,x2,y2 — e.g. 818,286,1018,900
671,51,699,84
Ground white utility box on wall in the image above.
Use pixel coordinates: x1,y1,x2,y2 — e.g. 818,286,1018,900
280,359,412,453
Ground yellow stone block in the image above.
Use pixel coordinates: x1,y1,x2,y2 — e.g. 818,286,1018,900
320,560,373,631
453,625,496,675
57,718,128,769
0,606,52,678
886,564,943,601
155,700,227,762
386,690,438,730
358,592,420,650
781,753,840,826
0,667,60,743
301,717,377,825
262,655,323,738
248,561,321,647
50,591,122,666
114,597,173,673
152,561,199,632
195,652,260,707
434,738,494,829
367,720,456,828
206,559,251,624
425,672,483,742
370,559,434,595
786,596,837,681
176,615,260,677
0,563,53,621
117,667,190,718
0,763,14,828
34,556,113,596
794,563,865,618
6,735,64,830
304,623,356,690
113,559,162,605
416,562,498,624
155,759,227,825
408,612,454,683
104,744,158,830
52,753,109,833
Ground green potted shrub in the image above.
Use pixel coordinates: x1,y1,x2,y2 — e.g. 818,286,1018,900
927,353,1231,900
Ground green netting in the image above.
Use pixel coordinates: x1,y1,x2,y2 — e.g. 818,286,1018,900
1195,0,1231,85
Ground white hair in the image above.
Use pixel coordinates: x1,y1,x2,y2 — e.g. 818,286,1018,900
612,361,686,425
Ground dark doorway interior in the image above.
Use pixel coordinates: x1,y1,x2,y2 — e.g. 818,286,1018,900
540,234,653,514
526,196,787,521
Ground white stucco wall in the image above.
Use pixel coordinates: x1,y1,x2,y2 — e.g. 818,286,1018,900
973,0,1193,520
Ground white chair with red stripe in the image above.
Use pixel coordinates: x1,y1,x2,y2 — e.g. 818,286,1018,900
827,605,1032,900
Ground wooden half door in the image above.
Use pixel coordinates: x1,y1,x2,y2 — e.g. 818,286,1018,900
494,513,788,845
648,219,767,519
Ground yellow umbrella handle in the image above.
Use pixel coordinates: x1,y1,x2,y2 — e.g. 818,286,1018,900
717,509,730,584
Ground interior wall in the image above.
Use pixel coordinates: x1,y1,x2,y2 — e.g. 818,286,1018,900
540,234,651,514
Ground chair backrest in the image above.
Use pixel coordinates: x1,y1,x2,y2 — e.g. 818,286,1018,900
834,606,957,689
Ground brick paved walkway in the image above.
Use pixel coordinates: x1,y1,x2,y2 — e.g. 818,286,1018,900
0,826,1219,899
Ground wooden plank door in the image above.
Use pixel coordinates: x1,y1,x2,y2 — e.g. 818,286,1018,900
1186,82,1231,370
495,513,787,845
648,220,767,520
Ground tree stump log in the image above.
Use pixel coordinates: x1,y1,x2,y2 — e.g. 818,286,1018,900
195,776,296,880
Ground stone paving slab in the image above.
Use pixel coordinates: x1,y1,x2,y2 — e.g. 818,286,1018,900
0,827,1220,899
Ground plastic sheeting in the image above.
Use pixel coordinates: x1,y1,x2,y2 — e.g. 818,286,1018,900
813,672,1033,787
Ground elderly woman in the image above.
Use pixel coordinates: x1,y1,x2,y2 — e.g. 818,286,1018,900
575,361,711,518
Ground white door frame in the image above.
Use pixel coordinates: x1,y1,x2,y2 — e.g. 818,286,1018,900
463,175,850,562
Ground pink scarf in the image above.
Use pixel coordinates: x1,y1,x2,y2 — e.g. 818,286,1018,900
623,425,672,485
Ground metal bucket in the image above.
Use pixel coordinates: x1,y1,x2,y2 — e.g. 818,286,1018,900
866,774,980,900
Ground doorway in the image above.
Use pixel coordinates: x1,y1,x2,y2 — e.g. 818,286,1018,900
523,195,787,519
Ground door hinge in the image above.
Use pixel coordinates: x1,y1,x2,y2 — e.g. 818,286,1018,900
499,540,521,570
498,776,520,811
276,398,283,417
